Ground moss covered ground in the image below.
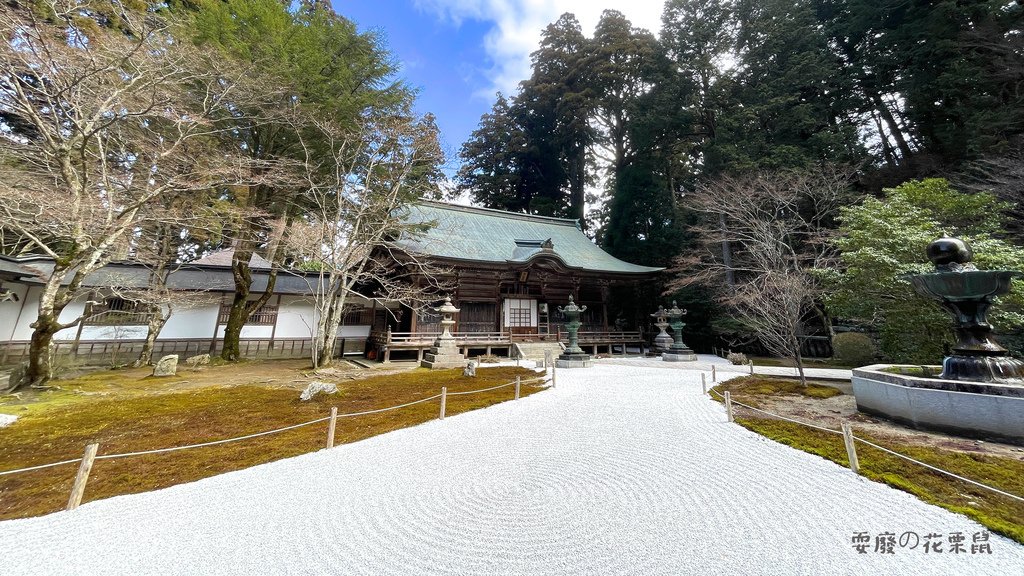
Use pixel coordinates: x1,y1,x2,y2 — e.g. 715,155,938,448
711,376,1024,544
0,362,544,520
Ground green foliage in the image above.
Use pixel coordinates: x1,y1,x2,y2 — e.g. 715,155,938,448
818,0,1024,164
831,332,876,367
724,0,866,171
456,14,591,222
823,178,1024,362
455,94,529,212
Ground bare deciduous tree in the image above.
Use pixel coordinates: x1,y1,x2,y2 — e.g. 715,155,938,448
0,3,266,385
286,110,450,368
667,167,855,384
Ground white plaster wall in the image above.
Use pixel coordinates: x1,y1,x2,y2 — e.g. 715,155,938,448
52,296,88,341
339,325,371,338
0,283,33,341
70,325,150,340
275,296,316,339
160,304,219,340
3,286,375,344
216,325,274,339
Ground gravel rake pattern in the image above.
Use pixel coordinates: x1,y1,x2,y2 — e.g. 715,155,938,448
1,364,1022,575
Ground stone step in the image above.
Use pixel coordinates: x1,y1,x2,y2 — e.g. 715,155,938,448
512,342,565,361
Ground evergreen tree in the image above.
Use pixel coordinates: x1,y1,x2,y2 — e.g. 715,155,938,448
728,0,865,171
188,0,422,360
522,13,593,225
661,0,736,179
816,0,1024,169
456,94,528,211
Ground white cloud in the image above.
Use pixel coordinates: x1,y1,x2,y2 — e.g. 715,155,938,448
415,1,665,97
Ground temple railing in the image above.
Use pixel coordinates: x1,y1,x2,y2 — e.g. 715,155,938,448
371,329,644,347
371,330,510,347
575,330,643,343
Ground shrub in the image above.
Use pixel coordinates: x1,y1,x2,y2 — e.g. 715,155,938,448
726,352,748,365
832,332,876,367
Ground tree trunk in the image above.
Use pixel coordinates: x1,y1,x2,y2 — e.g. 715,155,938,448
26,315,60,386
221,287,249,362
871,93,913,161
570,145,586,228
792,339,807,387
719,212,736,288
135,306,167,367
24,272,77,387
314,291,347,369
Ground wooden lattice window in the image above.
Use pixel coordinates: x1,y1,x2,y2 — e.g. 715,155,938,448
340,306,370,326
505,298,535,328
84,297,151,326
218,303,278,326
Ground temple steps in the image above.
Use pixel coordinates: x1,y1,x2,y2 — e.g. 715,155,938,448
512,341,565,362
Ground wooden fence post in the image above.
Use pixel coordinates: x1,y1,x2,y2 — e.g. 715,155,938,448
67,443,99,511
711,365,717,382
724,391,734,423
701,373,707,395
841,421,860,474
515,376,521,400
326,407,338,449
749,360,754,374
439,387,447,420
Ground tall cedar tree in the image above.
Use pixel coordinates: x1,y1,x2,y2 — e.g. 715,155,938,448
456,94,529,211
520,13,593,225
815,0,1024,172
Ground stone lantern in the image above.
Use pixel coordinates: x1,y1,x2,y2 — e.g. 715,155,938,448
663,300,696,362
650,305,673,353
556,296,593,368
420,296,466,369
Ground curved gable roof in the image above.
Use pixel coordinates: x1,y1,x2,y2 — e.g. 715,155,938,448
396,202,662,275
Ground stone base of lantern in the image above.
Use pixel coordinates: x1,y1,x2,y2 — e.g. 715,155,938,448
556,352,593,369
654,334,673,353
663,350,697,362
556,358,593,369
420,339,465,370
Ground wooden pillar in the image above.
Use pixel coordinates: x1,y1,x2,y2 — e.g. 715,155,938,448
600,281,610,331
842,422,860,474
326,407,338,449
209,295,222,354
67,443,99,511
268,294,282,356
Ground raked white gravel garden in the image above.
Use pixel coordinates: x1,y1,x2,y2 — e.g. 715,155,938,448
1,362,1022,575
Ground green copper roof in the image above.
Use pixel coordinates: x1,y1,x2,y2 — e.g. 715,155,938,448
396,202,662,275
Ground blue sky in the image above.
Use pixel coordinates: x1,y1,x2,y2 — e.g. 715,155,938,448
331,1,665,174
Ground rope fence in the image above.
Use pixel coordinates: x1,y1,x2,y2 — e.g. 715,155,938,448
0,372,553,512
706,385,1024,504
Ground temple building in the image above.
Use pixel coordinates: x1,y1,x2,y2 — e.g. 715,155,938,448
0,201,661,365
369,201,662,362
